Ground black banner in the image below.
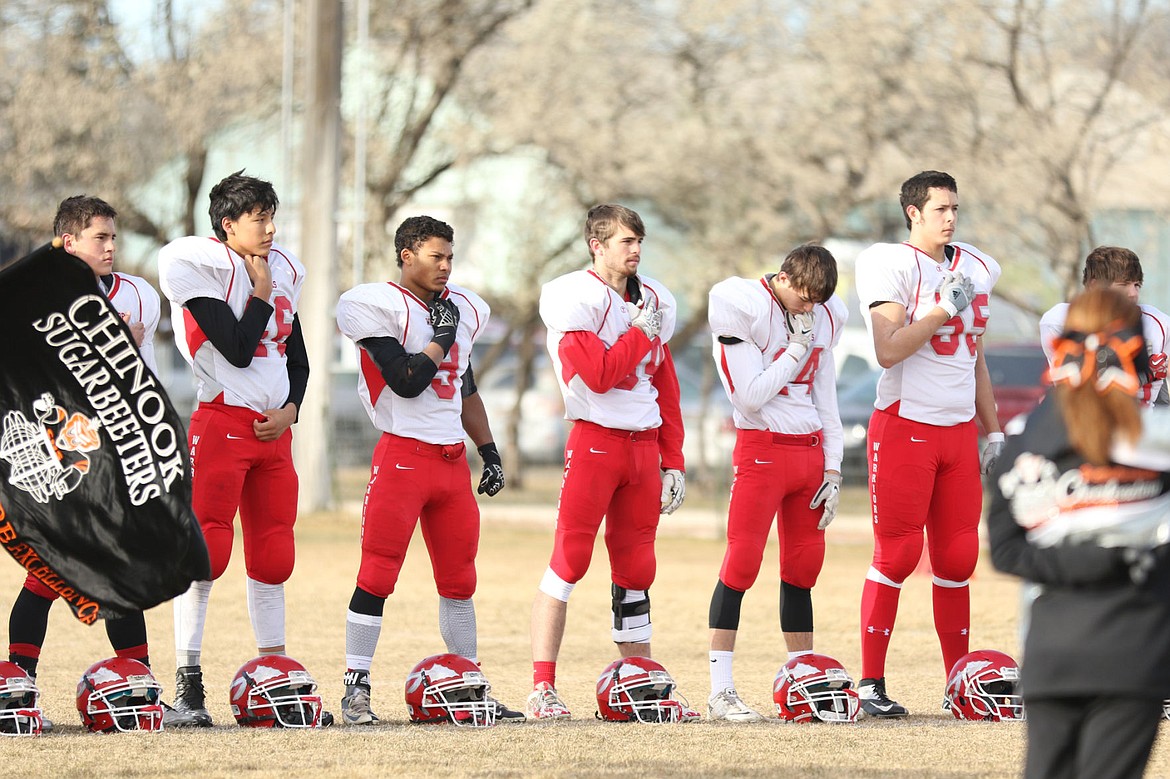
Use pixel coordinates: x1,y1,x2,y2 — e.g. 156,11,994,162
0,243,210,623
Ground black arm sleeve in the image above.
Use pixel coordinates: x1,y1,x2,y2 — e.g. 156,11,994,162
186,296,274,369
282,314,310,414
460,363,477,399
358,336,440,399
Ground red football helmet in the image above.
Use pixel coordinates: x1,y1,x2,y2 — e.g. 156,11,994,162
404,654,495,727
944,650,1025,722
230,654,323,728
773,654,860,723
0,661,43,736
595,657,687,723
76,657,164,733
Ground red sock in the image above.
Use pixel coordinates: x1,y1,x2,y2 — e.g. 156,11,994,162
860,578,900,680
933,582,970,677
533,661,556,688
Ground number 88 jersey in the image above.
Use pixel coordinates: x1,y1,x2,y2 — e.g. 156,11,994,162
336,281,489,444
854,241,1001,426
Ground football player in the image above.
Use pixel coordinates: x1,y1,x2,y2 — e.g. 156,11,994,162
853,170,1002,717
6,195,195,729
705,244,848,722
335,215,522,725
158,171,311,727
527,204,688,721
1039,246,1169,407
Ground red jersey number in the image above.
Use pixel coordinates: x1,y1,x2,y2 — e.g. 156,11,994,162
777,347,821,396
431,342,460,400
930,292,989,357
615,340,663,391
255,295,295,357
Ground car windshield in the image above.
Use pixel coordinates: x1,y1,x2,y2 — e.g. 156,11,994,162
986,351,1046,387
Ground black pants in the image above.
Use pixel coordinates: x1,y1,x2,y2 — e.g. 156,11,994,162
1025,695,1162,779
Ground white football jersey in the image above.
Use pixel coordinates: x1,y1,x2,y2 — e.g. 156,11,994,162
540,269,677,431
1041,301,1170,406
336,281,490,444
709,276,848,470
855,241,1001,426
158,236,305,412
104,271,161,374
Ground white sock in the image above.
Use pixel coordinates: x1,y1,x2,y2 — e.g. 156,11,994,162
174,580,212,667
787,649,814,661
246,577,285,651
345,610,382,671
709,650,735,697
439,597,478,661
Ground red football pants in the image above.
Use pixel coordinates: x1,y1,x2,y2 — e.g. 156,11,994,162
718,429,826,591
188,402,298,584
356,434,479,600
548,421,661,590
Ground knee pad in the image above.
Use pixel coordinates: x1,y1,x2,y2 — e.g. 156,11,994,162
611,584,651,643
708,580,745,631
779,581,813,634
538,567,576,603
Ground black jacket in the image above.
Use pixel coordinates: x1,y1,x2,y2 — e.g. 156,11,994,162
986,394,1170,699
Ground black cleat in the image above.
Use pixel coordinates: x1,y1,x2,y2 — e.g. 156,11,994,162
170,665,214,727
858,677,908,718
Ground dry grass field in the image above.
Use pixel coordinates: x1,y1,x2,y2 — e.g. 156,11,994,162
7,479,1170,778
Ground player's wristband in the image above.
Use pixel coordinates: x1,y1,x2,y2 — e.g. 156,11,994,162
477,442,501,466
939,300,959,319
986,432,1005,444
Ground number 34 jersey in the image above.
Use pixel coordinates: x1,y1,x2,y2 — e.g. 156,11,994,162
159,236,305,412
336,281,490,445
854,241,1001,426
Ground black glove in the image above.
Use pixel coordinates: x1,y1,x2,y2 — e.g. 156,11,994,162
477,443,505,496
428,296,461,353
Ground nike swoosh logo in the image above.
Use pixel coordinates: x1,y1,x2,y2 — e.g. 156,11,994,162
589,448,607,454
754,459,772,465
395,464,415,470
910,437,927,443
226,434,247,440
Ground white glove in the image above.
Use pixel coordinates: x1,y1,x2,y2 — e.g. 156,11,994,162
809,472,842,530
784,309,815,359
628,298,662,340
660,468,685,514
981,432,1005,475
937,271,976,318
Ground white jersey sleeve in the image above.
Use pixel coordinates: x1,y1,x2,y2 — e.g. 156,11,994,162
1140,304,1170,407
540,269,676,431
337,282,489,444
1039,303,1068,366
158,237,305,413
855,241,1000,426
106,272,161,374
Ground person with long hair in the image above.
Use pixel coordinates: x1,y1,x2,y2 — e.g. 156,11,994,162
988,286,1170,778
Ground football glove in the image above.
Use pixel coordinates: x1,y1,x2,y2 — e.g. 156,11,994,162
660,468,685,514
1148,351,1168,382
428,296,461,353
784,309,816,357
937,271,976,318
809,472,842,530
628,297,663,340
981,432,1005,475
476,443,505,497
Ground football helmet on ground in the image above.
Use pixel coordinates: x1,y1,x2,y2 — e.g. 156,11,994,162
0,661,43,736
944,650,1024,722
595,657,688,723
773,653,860,723
76,658,164,733
405,654,495,727
230,654,323,728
